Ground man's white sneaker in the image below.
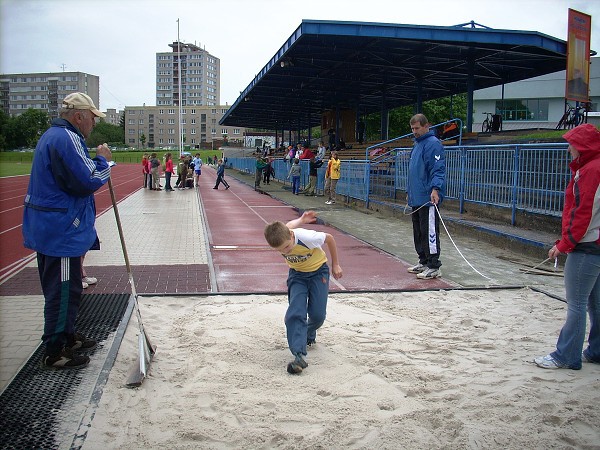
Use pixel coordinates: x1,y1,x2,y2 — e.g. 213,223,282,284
325,200,332,205
407,263,426,274
416,268,441,279
82,276,97,285
82,281,89,289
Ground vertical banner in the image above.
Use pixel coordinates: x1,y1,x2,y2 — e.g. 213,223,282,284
566,9,591,102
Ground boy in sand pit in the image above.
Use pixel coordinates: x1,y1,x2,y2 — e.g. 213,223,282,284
264,211,343,374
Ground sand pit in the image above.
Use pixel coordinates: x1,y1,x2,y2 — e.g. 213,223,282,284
82,288,600,449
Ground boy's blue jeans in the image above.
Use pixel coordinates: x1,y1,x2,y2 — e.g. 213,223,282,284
551,251,600,369
285,263,330,356
292,176,300,194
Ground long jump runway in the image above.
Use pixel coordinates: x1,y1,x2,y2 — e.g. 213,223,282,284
198,166,453,293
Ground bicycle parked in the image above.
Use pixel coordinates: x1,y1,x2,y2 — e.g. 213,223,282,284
481,112,494,133
556,104,587,130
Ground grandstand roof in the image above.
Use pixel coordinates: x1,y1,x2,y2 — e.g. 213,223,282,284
220,19,568,130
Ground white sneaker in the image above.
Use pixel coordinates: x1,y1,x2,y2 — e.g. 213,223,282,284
325,200,332,205
82,281,89,289
82,276,97,285
407,263,426,274
534,354,566,369
416,268,441,279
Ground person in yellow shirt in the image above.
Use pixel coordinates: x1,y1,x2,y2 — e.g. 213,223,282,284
324,151,341,205
264,211,343,374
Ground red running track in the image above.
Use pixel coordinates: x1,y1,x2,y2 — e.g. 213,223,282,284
198,165,453,292
0,164,143,283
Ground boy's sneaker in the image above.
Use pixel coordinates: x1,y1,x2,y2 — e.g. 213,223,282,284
325,200,332,205
583,351,598,363
407,263,426,274
67,332,97,352
416,268,441,279
43,348,90,370
286,354,308,374
534,354,567,369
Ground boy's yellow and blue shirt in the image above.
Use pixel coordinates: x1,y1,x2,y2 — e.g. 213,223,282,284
282,228,327,272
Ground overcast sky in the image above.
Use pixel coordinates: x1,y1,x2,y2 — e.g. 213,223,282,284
1,0,598,111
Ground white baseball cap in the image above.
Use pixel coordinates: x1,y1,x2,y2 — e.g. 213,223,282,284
62,92,106,118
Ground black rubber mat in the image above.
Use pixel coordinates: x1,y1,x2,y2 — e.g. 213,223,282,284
0,293,131,450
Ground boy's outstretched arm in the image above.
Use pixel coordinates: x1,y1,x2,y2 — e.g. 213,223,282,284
286,211,317,229
324,233,343,279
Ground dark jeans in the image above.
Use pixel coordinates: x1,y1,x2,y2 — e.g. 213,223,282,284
165,171,173,190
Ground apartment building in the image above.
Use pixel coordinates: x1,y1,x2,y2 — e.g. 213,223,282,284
124,105,245,149
0,71,100,119
102,108,123,126
156,41,220,107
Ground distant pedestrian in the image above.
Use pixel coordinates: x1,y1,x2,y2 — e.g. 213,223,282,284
213,159,230,190
149,152,162,190
303,156,323,196
324,151,341,204
192,153,203,187
287,158,301,195
164,153,174,191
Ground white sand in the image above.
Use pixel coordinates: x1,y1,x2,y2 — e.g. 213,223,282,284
82,288,600,449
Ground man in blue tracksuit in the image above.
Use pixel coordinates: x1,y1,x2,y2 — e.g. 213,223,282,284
22,92,112,369
406,113,446,279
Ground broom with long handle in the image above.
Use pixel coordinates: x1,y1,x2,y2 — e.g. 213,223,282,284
107,171,156,388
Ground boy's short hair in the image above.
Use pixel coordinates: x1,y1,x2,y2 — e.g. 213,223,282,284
264,221,291,248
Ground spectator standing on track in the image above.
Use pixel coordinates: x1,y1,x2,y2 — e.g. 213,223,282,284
303,156,323,196
534,124,600,370
263,157,274,185
145,154,153,189
175,155,186,189
213,159,230,190
22,92,112,369
406,113,446,280
164,152,174,191
287,158,302,195
149,152,162,190
264,210,343,374
324,151,341,205
192,153,203,187
142,153,150,188
255,155,267,189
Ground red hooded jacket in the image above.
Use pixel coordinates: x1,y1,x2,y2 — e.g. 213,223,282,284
557,124,600,254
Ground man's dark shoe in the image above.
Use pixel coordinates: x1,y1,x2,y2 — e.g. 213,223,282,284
42,347,90,370
67,332,97,351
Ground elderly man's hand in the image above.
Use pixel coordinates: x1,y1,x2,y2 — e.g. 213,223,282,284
96,143,112,161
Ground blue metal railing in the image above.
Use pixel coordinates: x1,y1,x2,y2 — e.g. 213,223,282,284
226,141,570,225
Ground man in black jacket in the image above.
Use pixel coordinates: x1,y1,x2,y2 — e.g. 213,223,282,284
303,156,323,196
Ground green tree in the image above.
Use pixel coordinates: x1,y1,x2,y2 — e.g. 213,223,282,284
88,120,125,147
6,109,50,148
139,133,146,149
364,94,468,142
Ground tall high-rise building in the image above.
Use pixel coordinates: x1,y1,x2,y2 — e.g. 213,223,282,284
0,71,100,119
156,41,220,107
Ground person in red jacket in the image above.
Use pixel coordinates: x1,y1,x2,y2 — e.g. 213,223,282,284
535,124,600,369
164,153,174,191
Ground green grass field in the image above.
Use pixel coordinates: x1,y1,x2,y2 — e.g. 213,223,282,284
0,149,223,177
